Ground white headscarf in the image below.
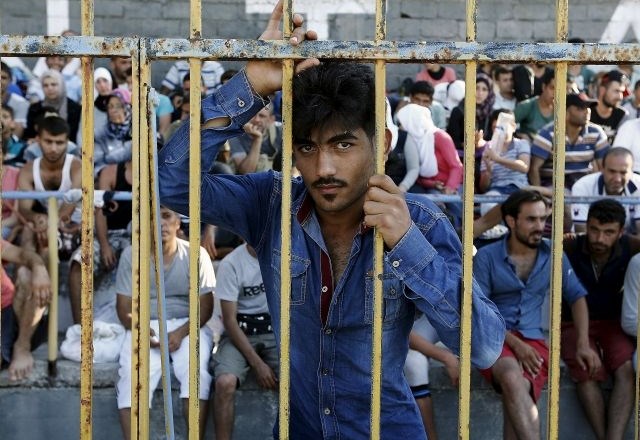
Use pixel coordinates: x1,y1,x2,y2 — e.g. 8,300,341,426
395,103,438,178
93,67,113,96
41,69,68,119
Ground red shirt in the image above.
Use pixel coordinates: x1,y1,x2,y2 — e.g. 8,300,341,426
417,130,463,190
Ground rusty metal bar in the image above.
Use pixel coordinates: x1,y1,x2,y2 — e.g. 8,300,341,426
79,0,95,438
3,36,640,64
370,0,387,439
46,197,59,377
458,0,477,439
278,3,293,438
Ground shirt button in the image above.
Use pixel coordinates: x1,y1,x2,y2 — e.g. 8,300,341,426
321,286,328,293
324,408,331,415
325,329,332,335
392,260,400,268
237,97,245,107
322,369,329,375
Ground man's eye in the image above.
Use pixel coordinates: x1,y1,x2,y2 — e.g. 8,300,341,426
297,145,315,154
336,142,352,150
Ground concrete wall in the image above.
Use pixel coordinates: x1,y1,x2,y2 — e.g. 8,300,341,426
2,0,636,89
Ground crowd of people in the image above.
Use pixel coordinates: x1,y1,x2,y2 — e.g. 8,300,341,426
2,16,640,439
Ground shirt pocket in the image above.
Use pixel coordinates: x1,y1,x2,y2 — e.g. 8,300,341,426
365,272,407,326
271,249,310,306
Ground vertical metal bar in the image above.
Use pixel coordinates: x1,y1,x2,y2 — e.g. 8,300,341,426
79,1,95,438
546,2,569,440
129,48,142,440
188,0,203,436
458,1,477,439
47,197,59,376
635,284,640,440
279,3,293,439
136,44,153,440
370,1,387,439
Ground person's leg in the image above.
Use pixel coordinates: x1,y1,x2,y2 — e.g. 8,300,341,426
8,266,46,380
182,398,209,440
502,406,517,440
68,260,82,324
491,357,540,440
119,408,132,440
214,373,239,440
606,360,635,440
414,394,438,440
576,381,606,440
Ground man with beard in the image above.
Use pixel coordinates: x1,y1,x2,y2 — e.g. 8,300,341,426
158,2,505,437
474,190,599,440
17,116,82,259
562,199,639,440
571,147,640,236
589,70,629,143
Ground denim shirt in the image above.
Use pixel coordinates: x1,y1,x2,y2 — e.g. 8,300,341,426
473,236,586,340
158,70,505,439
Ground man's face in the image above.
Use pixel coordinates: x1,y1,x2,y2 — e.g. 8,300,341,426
1,70,10,94
38,129,68,164
410,92,432,108
541,79,556,102
496,72,514,95
566,105,589,128
1,108,14,140
250,107,274,132
634,86,640,104
160,207,181,243
45,56,65,71
293,124,386,217
507,201,547,249
586,217,623,257
602,153,633,195
42,77,61,101
601,81,624,108
111,57,131,80
180,101,190,121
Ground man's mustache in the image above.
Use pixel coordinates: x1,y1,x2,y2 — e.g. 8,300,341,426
312,178,347,188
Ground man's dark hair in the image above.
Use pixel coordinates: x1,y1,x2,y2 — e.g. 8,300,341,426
602,146,634,167
634,79,640,91
220,69,238,84
183,72,191,83
494,66,512,79
587,199,626,227
501,189,548,225
409,81,434,98
38,115,70,137
292,62,375,141
0,61,12,80
488,108,514,130
1,103,14,118
541,69,555,87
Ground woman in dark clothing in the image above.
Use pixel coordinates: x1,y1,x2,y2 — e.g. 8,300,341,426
24,69,81,143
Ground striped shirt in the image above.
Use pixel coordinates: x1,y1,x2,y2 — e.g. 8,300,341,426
161,60,225,95
531,121,609,187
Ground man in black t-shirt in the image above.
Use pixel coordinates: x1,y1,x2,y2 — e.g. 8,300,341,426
589,70,629,142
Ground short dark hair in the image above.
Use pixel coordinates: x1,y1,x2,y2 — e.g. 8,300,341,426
602,146,634,167
183,72,191,83
409,81,434,98
38,115,70,137
501,189,548,225
587,199,626,227
0,61,12,80
541,69,555,86
494,66,512,79
1,103,14,118
292,62,375,141
634,79,640,91
220,69,238,83
488,108,514,130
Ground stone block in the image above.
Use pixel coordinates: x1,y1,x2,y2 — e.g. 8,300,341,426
513,3,553,21
497,20,533,40
95,1,126,18
423,19,463,40
569,20,607,42
568,4,588,21
437,2,467,21
478,3,514,21
400,0,438,19
477,21,497,42
161,2,191,20
533,20,556,42
124,2,164,19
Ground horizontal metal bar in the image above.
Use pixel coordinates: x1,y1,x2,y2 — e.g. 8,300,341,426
3,35,640,63
1,190,133,200
0,35,137,57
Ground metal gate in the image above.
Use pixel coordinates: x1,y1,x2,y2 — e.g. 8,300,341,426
2,0,640,439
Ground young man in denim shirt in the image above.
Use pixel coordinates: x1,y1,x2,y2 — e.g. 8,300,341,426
158,2,505,438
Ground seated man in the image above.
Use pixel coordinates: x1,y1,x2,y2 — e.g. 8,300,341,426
1,239,51,380
115,206,215,440
562,199,639,440
571,147,640,236
474,190,599,440
213,243,278,440
622,252,640,371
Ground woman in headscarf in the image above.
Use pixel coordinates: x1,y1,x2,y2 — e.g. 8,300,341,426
94,89,132,176
24,69,81,143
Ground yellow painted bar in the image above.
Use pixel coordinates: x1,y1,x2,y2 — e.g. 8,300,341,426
46,197,59,373
278,2,293,439
370,1,387,439
187,57,202,440
546,1,569,439
136,48,153,440
635,285,640,440
129,51,142,440
79,1,95,438
458,1,477,439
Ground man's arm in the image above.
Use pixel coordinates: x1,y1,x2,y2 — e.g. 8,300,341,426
409,331,459,387
235,126,263,175
1,240,51,307
95,165,118,268
166,293,213,352
221,299,277,389
116,294,133,330
528,156,544,186
570,297,602,377
58,158,82,222
17,161,38,222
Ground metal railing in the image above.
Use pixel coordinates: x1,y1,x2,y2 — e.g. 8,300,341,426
2,0,640,439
